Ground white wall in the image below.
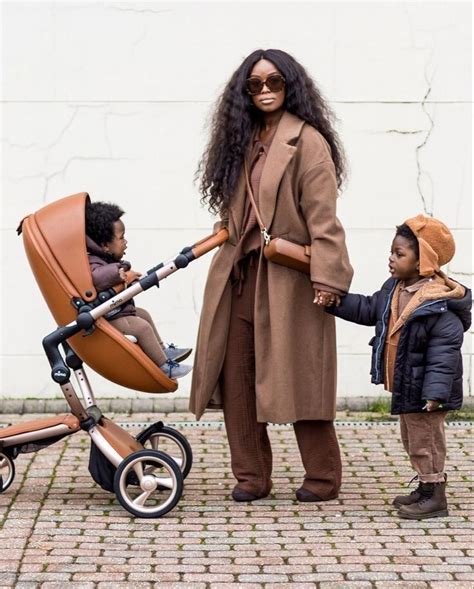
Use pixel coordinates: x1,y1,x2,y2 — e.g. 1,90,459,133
1,1,471,402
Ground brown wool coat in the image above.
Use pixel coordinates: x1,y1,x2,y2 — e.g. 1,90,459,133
189,111,354,423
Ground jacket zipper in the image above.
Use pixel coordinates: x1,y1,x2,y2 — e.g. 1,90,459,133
374,282,397,382
381,299,445,389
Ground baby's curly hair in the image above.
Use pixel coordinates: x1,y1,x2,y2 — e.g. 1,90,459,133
395,223,419,258
85,201,124,246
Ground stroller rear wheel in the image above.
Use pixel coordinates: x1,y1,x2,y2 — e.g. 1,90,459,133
0,453,15,493
114,449,183,518
137,425,193,479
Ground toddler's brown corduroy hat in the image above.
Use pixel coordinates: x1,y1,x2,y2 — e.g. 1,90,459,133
404,214,455,276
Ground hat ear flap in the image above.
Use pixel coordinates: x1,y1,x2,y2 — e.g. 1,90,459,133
405,214,427,233
418,237,439,276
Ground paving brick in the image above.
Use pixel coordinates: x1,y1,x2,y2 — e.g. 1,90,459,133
0,415,471,586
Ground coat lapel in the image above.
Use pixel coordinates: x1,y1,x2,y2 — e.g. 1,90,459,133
259,112,305,231
229,111,305,237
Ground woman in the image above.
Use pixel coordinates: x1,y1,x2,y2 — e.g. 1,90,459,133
190,49,353,502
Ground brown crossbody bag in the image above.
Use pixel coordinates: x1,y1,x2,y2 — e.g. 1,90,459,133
244,160,311,275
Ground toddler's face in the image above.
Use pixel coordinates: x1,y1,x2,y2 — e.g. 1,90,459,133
388,235,419,282
104,219,127,260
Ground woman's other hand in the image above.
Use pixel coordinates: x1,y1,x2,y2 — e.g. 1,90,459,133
314,290,341,307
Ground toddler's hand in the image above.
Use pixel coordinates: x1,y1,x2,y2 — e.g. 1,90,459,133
313,290,341,307
423,400,442,412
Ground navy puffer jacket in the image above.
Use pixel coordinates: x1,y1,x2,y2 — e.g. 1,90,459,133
327,277,471,414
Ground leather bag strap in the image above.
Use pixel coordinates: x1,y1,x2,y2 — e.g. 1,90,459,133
243,159,271,244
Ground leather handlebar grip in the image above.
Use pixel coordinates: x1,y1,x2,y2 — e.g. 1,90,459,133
192,228,229,259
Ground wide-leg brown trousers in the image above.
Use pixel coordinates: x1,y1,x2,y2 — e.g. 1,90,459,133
220,255,342,499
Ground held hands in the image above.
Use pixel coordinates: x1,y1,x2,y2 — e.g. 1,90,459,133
423,400,442,412
313,290,341,307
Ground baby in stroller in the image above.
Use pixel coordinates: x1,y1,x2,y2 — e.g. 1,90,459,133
85,201,192,379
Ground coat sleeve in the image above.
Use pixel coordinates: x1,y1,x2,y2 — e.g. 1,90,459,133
422,313,464,403
326,290,381,326
299,160,353,293
212,210,230,233
90,262,124,291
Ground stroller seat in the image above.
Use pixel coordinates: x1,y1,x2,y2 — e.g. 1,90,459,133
20,192,177,394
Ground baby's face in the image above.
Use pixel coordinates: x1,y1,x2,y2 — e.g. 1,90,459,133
105,219,127,260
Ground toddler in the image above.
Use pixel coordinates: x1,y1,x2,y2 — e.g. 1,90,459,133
319,215,471,519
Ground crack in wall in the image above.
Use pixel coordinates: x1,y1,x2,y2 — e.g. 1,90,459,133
415,81,435,216
108,6,172,15
368,129,424,135
385,129,424,135
1,140,43,150
6,105,139,201
40,155,133,203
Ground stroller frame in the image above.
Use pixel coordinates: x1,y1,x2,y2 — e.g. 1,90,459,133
0,196,228,518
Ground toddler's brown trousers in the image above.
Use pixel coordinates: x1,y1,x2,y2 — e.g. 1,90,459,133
220,255,342,499
399,411,448,483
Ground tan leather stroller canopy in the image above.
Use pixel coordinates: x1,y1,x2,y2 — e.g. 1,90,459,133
21,192,177,393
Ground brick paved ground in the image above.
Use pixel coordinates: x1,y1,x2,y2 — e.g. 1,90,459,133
0,412,472,588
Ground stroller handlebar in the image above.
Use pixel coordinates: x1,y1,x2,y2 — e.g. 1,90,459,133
85,228,229,323
191,228,229,259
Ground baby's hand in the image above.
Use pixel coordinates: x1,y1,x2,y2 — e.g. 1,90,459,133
423,400,442,412
125,270,142,284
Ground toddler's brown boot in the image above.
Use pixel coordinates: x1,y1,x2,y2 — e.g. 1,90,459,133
393,474,447,509
398,481,448,519
392,478,423,509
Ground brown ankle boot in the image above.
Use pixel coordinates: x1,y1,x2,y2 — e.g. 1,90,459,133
392,480,423,509
398,481,449,519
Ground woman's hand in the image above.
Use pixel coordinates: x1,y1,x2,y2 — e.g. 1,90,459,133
314,290,341,307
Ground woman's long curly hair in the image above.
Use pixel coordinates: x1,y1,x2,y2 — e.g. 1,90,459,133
198,49,346,216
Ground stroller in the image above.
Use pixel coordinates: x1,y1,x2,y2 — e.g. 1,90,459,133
0,192,228,518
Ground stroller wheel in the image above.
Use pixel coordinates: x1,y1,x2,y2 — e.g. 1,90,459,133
0,453,15,493
139,425,193,479
114,449,183,518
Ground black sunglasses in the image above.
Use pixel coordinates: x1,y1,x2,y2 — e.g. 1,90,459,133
246,74,286,96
